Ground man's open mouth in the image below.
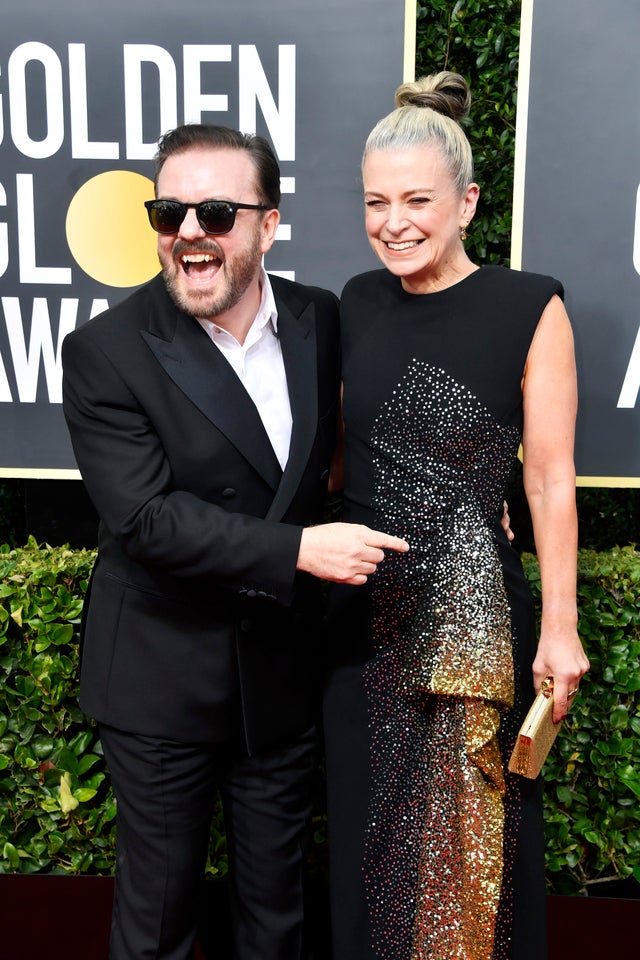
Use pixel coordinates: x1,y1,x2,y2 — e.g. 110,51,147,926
180,253,222,280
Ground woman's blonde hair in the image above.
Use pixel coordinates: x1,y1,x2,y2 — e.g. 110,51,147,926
363,71,474,194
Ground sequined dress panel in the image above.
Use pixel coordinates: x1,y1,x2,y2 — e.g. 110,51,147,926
324,266,563,960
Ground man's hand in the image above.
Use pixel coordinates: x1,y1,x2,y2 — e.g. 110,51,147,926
501,500,514,542
297,522,409,585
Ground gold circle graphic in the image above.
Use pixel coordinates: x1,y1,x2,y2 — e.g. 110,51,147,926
66,170,160,288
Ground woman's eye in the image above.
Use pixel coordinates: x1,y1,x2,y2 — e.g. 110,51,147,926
365,200,386,209
409,197,430,206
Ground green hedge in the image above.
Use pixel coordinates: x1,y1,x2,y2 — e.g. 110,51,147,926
0,540,109,874
523,547,640,894
416,0,521,267
1,539,639,895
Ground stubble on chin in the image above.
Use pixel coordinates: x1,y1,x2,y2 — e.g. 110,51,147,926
162,269,227,320
159,238,263,321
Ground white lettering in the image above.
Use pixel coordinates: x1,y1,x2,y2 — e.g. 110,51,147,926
617,324,640,408
3,43,298,162
89,299,109,319
183,46,231,124
0,347,11,401
2,297,78,403
634,185,640,276
0,64,4,146
124,45,178,160
68,44,119,160
0,182,8,278
17,174,72,284
8,42,64,159
238,45,295,160
624,185,640,407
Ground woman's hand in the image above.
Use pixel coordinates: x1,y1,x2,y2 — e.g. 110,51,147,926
532,625,590,723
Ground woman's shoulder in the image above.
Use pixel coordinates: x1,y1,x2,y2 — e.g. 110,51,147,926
341,269,395,303
478,265,564,301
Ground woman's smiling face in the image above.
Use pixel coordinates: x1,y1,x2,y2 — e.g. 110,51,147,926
362,143,479,294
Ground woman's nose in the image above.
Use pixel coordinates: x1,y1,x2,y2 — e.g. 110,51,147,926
385,205,409,233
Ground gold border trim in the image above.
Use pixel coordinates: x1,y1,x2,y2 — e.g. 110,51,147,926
0,469,82,480
404,0,417,82
577,476,640,488
510,0,535,270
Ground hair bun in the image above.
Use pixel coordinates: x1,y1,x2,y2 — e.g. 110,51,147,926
394,71,471,122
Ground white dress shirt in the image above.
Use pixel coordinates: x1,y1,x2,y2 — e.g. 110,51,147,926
197,270,292,469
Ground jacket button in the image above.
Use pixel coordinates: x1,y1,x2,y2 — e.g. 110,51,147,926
221,487,236,499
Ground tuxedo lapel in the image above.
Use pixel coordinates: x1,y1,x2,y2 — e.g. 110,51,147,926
140,295,282,490
266,296,318,522
137,276,320,512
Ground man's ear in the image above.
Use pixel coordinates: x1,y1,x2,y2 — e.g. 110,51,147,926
260,208,281,253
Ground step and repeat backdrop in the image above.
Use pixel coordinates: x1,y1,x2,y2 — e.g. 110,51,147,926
513,0,640,485
3,0,637,484
0,0,414,474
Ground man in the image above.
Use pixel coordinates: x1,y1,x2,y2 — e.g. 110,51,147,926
62,124,406,960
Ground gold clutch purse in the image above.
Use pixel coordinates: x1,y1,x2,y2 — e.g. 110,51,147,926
508,678,562,779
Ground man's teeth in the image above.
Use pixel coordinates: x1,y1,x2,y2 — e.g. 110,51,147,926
181,253,219,263
387,240,420,251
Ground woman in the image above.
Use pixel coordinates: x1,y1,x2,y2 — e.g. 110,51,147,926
323,72,589,960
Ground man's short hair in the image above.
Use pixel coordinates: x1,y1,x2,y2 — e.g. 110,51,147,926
154,124,281,209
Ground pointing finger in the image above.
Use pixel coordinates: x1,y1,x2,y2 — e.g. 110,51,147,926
368,532,410,553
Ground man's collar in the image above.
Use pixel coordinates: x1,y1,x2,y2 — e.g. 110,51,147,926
257,267,279,334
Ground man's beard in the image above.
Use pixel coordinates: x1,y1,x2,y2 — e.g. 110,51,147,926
160,233,263,320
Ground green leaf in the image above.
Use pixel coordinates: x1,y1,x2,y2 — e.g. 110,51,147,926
74,788,98,803
48,623,74,646
77,754,101,776
556,785,573,804
620,778,640,800
69,730,94,756
3,842,20,869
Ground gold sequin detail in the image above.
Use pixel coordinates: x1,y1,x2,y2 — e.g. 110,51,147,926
363,360,521,960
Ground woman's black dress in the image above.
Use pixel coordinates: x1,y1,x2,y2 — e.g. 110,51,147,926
324,266,563,960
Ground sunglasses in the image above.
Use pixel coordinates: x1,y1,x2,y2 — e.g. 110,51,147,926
144,198,270,236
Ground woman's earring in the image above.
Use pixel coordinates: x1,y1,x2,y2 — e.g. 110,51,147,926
460,224,468,241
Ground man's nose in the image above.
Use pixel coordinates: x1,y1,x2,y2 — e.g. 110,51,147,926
178,206,206,239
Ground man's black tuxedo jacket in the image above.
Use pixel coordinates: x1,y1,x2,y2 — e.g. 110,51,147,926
62,273,340,753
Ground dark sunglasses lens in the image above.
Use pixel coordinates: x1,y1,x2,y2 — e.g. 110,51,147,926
148,201,185,234
198,201,235,234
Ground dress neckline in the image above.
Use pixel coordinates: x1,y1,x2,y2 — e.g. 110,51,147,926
388,264,492,301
